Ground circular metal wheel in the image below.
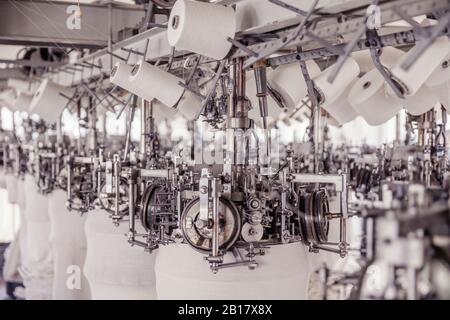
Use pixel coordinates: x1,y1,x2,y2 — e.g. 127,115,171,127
297,190,329,245
140,184,173,232
99,177,129,215
312,190,329,243
181,197,241,253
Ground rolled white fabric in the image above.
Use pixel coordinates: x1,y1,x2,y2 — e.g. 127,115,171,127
348,69,402,126
155,243,311,300
110,62,134,92
390,36,450,96
48,190,91,300
168,0,236,60
84,210,157,300
314,57,360,105
29,79,73,124
129,60,184,108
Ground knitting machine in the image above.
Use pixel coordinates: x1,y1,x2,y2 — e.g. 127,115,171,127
1,0,449,299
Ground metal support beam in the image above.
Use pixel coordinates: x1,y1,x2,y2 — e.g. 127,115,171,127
0,0,146,48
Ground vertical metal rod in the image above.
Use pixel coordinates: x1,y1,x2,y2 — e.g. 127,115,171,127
124,95,137,161
395,113,401,145
113,155,120,220
212,178,220,269
140,99,151,164
128,171,135,240
66,161,72,210
108,1,113,70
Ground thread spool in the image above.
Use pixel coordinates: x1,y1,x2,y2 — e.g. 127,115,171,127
129,60,184,108
314,57,360,105
390,36,450,96
399,85,438,116
348,69,402,126
322,79,359,125
29,79,74,124
110,62,134,92
351,47,405,75
268,60,321,109
168,0,236,60
426,54,450,87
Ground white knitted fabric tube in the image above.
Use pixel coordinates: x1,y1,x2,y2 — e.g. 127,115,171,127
83,210,157,300
20,174,53,300
155,243,311,300
48,190,91,300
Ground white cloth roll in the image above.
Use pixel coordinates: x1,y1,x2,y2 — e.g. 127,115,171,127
110,62,134,92
48,190,91,300
155,243,311,300
29,79,73,123
390,36,450,96
322,79,359,125
399,85,438,115
168,0,236,60
314,57,360,105
348,68,402,126
84,210,157,300
129,60,184,108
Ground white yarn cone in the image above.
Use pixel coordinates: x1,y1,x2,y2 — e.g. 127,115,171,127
83,210,157,300
48,190,91,300
155,243,311,300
